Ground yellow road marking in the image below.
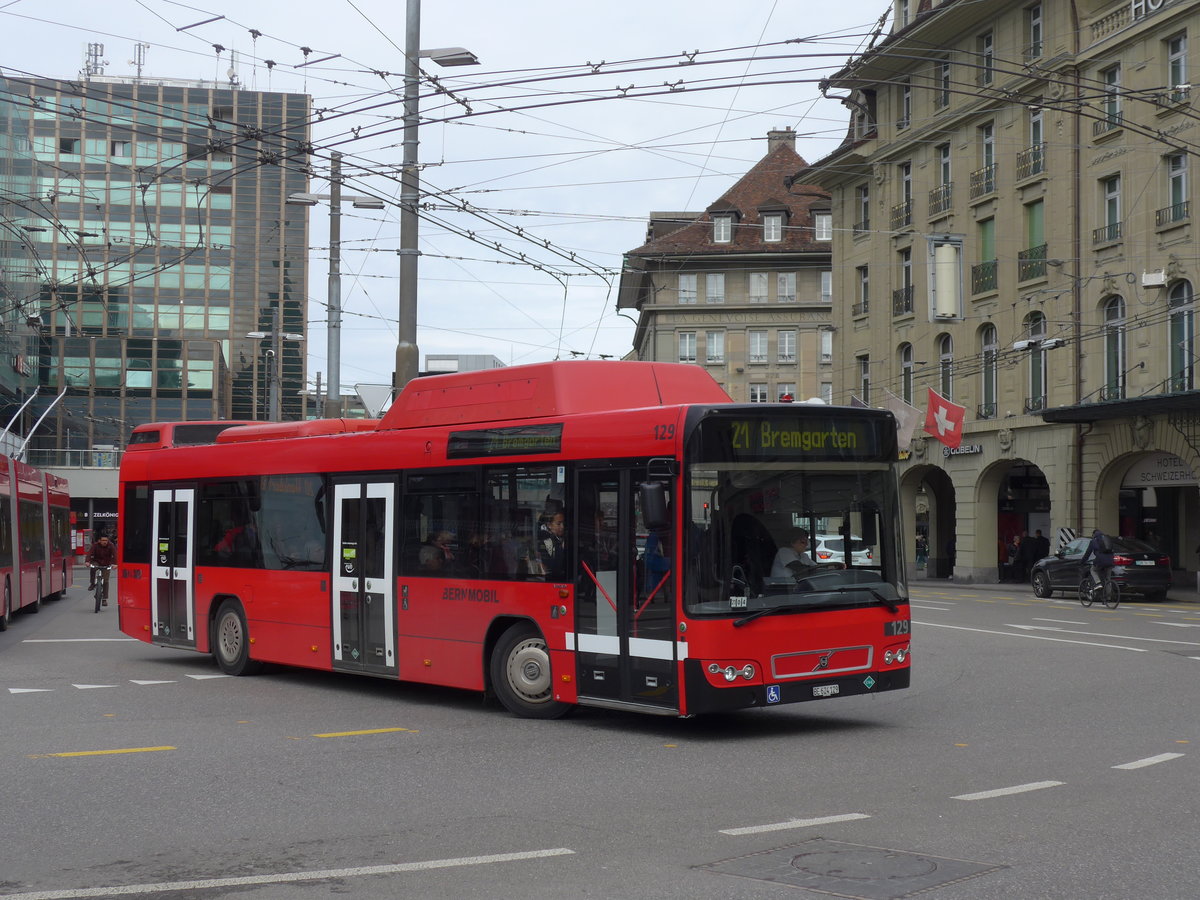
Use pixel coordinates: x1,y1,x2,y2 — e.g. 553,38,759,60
32,746,176,758
312,727,418,738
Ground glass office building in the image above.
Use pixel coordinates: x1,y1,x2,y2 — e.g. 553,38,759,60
1,75,311,453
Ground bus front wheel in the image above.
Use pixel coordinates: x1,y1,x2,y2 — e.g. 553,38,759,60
212,600,263,676
490,623,570,719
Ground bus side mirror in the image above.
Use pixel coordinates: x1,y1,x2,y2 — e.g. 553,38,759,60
640,482,669,531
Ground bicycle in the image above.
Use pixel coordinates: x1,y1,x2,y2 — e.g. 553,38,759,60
90,564,112,614
1078,567,1120,609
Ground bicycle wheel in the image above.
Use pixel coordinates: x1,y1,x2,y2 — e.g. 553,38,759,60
93,572,103,613
1078,576,1094,607
1103,580,1121,609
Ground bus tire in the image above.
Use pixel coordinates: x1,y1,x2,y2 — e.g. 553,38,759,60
0,581,10,631
30,574,42,613
489,623,570,719
212,600,263,676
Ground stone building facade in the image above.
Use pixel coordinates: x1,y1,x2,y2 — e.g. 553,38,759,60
799,0,1200,585
618,130,834,403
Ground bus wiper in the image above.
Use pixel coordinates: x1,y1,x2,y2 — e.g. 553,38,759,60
732,587,899,627
814,585,899,613
733,604,807,628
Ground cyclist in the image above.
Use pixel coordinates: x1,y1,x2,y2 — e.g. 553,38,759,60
1080,528,1115,601
85,533,116,608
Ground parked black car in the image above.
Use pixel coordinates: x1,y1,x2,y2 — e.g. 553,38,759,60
1030,536,1172,601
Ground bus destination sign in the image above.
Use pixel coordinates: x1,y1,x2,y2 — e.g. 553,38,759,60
447,423,564,459
699,414,891,462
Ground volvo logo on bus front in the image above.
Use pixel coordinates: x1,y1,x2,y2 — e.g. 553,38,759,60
812,650,834,672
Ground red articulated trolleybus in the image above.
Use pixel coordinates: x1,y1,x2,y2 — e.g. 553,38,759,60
0,457,72,630
116,361,910,717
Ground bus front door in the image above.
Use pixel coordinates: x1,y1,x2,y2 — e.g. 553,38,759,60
151,488,195,647
331,480,397,675
574,469,678,712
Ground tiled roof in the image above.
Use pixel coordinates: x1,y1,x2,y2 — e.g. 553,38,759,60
626,143,829,256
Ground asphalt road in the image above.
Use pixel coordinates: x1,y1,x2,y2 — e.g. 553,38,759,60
1,580,1197,899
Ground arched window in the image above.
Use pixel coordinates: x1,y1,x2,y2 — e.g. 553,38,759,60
1169,280,1195,392
979,324,997,417
900,343,914,404
1025,311,1047,412
1103,296,1126,400
938,333,953,399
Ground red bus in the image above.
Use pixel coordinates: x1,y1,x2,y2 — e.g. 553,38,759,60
117,361,910,717
0,457,72,630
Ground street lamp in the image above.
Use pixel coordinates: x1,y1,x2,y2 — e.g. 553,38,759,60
396,0,480,396
288,151,386,418
248,305,303,421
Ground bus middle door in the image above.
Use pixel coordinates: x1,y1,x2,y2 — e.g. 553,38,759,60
575,469,678,712
151,487,196,647
331,480,397,675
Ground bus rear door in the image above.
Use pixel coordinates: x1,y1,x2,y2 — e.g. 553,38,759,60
331,479,397,675
575,468,678,713
151,488,196,646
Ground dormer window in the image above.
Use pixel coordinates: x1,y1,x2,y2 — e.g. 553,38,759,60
763,214,783,242
713,215,732,243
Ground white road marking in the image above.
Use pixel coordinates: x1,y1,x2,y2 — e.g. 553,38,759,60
71,684,117,690
720,813,870,836
0,848,577,899
909,603,951,611
1155,622,1200,628
129,680,176,685
1009,624,1200,647
1033,618,1088,625
922,622,1147,652
22,638,136,643
185,674,230,680
1113,753,1184,770
952,781,1064,801
8,688,53,694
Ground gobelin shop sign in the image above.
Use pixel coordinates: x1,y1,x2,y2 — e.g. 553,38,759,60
943,443,983,459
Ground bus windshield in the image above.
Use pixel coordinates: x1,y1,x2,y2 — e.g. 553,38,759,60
684,463,903,617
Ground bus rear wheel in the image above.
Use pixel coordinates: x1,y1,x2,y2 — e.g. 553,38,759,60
0,582,10,631
490,623,570,719
212,600,263,676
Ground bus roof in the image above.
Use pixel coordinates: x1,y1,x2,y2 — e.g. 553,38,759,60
128,362,732,449
378,360,730,430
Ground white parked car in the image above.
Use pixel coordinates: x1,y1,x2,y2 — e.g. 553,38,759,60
813,534,874,566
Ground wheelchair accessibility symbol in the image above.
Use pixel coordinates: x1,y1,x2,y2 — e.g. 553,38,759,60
766,684,781,704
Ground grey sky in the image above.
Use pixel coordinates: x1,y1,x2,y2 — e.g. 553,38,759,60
1,0,891,389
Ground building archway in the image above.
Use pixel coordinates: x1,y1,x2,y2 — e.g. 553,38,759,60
977,458,1051,583
1099,450,1198,576
901,465,956,579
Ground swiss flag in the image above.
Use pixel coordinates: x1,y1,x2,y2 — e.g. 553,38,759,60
923,388,966,449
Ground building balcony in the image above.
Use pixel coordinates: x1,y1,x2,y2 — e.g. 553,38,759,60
892,285,914,316
1093,111,1123,137
928,183,953,217
1100,383,1125,401
971,259,998,294
852,301,869,317
1024,395,1046,414
1169,372,1194,393
1016,143,1045,180
977,402,997,420
1092,222,1122,244
853,219,870,236
969,164,996,199
890,200,912,230
1156,201,1190,227
1018,243,1047,281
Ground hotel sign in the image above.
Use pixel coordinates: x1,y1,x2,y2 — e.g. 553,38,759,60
1131,0,1173,21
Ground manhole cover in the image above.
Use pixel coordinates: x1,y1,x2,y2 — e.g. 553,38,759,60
698,838,1007,899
